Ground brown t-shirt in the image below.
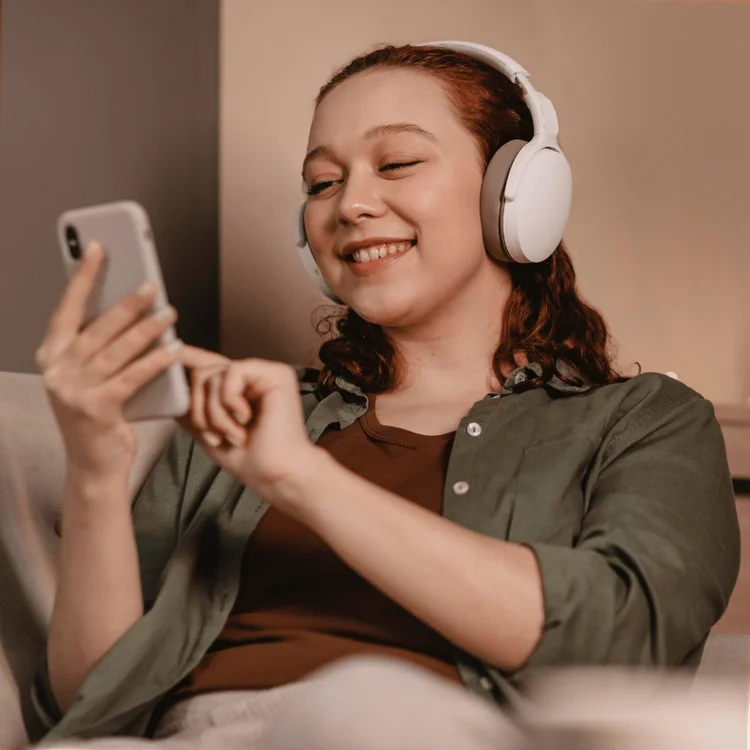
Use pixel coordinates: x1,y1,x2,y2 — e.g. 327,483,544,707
155,393,463,716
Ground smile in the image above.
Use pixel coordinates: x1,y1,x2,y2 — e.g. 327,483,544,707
344,241,416,276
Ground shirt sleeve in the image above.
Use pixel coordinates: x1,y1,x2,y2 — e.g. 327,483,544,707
26,651,62,741
24,429,193,742
515,384,741,675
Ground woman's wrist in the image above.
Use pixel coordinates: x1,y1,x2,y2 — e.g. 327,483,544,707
64,465,133,507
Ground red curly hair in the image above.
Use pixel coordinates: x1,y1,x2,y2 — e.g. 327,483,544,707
308,43,634,396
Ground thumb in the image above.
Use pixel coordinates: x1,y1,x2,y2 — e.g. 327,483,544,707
178,344,231,371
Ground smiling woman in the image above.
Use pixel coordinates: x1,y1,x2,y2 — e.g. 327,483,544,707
26,40,740,750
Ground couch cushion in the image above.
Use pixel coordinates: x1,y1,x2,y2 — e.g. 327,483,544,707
0,371,175,746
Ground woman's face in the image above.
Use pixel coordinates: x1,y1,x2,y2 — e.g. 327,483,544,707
302,67,505,326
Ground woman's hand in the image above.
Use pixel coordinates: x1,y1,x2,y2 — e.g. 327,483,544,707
175,347,317,508
36,240,183,482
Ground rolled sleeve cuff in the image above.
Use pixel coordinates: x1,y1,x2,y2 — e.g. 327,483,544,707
514,542,622,676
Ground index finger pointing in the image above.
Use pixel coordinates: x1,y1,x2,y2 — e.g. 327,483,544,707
178,344,231,370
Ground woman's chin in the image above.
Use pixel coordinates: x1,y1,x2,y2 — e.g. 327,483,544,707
347,287,417,326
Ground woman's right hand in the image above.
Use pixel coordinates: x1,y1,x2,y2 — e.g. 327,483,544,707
35,240,184,481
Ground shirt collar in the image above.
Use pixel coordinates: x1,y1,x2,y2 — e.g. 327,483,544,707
498,360,592,396
330,359,592,403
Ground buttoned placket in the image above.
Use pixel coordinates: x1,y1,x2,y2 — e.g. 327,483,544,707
324,364,589,706
450,418,489,496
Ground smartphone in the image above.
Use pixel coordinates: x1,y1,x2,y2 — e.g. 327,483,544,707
56,200,190,422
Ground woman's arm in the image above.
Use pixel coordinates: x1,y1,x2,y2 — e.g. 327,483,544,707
273,384,740,675
47,470,144,716
273,449,546,672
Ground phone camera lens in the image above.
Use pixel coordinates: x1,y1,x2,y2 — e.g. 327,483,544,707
65,225,82,260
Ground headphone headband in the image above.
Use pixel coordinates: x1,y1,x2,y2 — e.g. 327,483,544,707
414,41,559,140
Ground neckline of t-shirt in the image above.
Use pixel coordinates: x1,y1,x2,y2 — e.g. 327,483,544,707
359,393,457,449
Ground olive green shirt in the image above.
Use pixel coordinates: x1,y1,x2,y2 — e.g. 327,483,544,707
26,363,741,742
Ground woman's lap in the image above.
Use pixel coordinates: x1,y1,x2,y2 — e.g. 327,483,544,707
37,655,522,750
32,658,747,750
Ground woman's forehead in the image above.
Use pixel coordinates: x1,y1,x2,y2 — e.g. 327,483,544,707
309,69,454,143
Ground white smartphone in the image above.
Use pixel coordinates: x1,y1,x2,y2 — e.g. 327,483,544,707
56,200,190,422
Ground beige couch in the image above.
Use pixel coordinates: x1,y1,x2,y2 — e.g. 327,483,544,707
0,371,747,747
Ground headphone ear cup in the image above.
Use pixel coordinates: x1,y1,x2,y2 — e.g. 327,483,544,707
480,140,526,262
294,202,308,248
503,146,572,264
293,202,344,304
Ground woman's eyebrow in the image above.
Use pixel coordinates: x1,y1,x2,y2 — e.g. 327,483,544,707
301,122,437,180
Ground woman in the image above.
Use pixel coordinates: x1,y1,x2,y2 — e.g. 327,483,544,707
26,42,740,750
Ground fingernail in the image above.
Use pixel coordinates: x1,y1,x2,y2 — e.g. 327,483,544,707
166,339,184,354
232,410,250,425
202,431,221,447
85,241,102,259
137,281,156,297
154,305,177,322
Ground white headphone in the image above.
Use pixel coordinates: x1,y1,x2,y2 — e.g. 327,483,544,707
293,40,573,304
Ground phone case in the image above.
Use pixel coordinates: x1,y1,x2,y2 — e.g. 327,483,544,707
56,200,190,421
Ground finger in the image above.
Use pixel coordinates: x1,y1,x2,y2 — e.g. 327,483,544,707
179,345,231,374
222,367,254,424
36,241,107,369
190,364,226,433
100,338,185,405
87,305,177,382
69,283,159,367
237,360,299,407
174,410,221,450
205,371,247,447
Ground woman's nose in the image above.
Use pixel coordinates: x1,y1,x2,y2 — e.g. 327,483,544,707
335,174,385,225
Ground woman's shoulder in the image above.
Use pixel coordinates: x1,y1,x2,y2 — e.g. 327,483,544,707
590,371,709,421
581,371,719,460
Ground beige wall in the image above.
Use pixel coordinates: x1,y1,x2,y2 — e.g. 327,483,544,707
220,0,750,406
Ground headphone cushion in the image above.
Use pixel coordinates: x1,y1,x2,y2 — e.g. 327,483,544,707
294,202,343,303
480,140,526,262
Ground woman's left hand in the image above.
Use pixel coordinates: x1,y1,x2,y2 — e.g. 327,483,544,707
175,345,317,505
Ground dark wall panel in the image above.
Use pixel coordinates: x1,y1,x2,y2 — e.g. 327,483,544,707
0,0,219,371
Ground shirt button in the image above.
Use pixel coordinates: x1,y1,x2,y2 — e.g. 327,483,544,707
479,676,493,691
453,481,470,495
514,371,528,385
466,422,482,437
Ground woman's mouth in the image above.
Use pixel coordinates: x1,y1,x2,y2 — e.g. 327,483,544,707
344,240,416,276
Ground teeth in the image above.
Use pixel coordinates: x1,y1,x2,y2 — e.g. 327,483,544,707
351,241,413,263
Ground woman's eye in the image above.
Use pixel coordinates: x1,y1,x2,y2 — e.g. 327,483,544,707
305,161,421,196
305,181,335,196
381,160,421,172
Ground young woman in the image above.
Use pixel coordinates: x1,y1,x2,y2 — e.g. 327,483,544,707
26,42,740,750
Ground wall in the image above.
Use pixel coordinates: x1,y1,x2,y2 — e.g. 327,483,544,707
220,0,750,406
0,0,220,372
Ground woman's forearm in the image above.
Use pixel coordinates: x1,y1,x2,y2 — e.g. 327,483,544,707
47,470,144,715
271,447,545,672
